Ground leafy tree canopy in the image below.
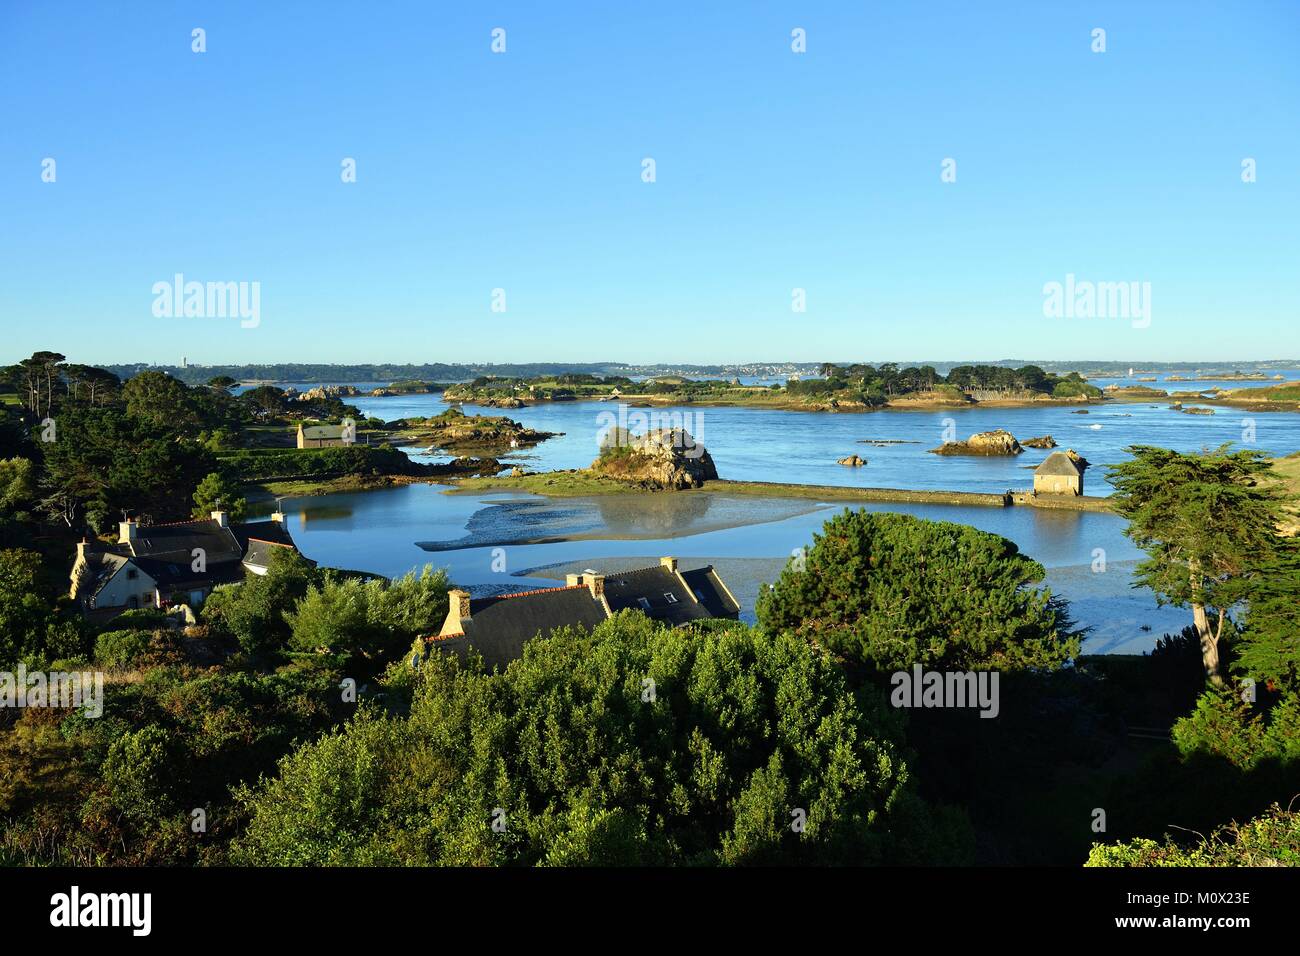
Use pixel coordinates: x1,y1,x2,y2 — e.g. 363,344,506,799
233,612,971,866
756,510,1080,675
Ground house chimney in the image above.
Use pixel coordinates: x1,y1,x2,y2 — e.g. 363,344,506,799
660,556,678,573
449,589,471,622
565,573,584,587
118,518,137,544
211,509,229,528
586,573,605,600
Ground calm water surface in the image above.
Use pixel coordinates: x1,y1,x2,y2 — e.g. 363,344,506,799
247,375,1300,654
349,390,1300,497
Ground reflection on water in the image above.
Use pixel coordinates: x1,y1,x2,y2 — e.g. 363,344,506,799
346,386,1300,497
277,484,1194,654
414,491,827,551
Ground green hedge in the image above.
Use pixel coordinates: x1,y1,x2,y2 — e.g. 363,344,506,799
217,445,415,481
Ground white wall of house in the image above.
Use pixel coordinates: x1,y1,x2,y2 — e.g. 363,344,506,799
93,563,160,610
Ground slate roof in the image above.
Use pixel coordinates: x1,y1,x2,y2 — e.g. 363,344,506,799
231,520,297,550
430,561,741,668
602,565,714,627
125,519,243,564
132,556,245,591
680,566,741,618
78,518,305,607
1034,450,1087,477
442,585,609,667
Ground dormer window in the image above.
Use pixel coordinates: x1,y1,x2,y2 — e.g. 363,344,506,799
637,597,651,610
663,593,678,604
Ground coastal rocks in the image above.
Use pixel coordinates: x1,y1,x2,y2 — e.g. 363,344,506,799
593,428,719,489
427,456,504,477
1107,385,1166,398
370,387,397,397
930,429,1023,457
412,406,558,454
1181,406,1215,415
296,384,361,402
837,455,867,466
1021,435,1057,449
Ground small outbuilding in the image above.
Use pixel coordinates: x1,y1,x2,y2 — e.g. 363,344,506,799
1033,449,1087,496
297,423,350,448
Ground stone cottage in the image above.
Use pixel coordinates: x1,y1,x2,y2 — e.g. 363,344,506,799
1033,449,1087,495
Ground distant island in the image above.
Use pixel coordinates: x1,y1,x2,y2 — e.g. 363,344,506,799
442,365,1107,411
97,359,1300,389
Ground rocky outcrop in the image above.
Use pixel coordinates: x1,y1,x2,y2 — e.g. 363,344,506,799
1022,435,1057,449
837,455,867,466
410,406,558,454
593,428,718,489
427,456,504,477
929,429,1023,456
297,385,361,402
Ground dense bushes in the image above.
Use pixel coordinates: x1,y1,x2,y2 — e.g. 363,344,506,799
202,550,322,657
285,566,450,659
216,444,416,482
233,613,973,866
94,629,154,669
0,663,350,865
202,551,448,665
0,548,87,668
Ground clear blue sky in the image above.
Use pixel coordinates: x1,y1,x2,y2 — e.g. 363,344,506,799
1,1,1297,366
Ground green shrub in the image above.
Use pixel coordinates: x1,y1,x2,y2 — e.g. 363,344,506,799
105,608,169,632
1087,804,1300,866
233,613,970,866
95,629,154,669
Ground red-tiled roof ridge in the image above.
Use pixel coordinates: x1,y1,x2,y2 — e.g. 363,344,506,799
426,631,464,642
139,517,220,529
489,583,590,601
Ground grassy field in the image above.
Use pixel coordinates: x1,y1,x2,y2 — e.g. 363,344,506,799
247,474,433,500
448,470,652,496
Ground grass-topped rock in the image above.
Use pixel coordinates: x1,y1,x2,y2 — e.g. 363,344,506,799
402,406,559,455
592,428,719,489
